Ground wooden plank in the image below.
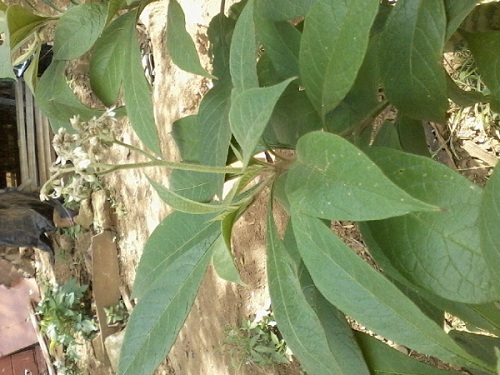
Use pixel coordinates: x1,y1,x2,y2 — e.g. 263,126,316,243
25,89,38,188
42,115,53,181
0,355,13,374
29,306,55,375
14,79,28,186
11,349,39,375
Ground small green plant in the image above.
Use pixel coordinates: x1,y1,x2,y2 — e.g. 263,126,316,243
221,310,289,370
36,279,97,374
60,224,83,240
104,300,129,327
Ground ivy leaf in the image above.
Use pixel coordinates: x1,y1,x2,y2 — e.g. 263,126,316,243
255,0,315,21
53,3,108,60
132,211,220,300
6,5,50,50
463,31,500,111
122,14,161,156
291,212,492,373
119,219,218,375
367,147,499,303
379,0,448,123
229,0,259,93
35,60,103,123
286,132,436,221
299,0,379,119
479,163,500,294
229,78,294,166
166,0,214,78
90,11,133,106
266,208,355,375
0,11,15,79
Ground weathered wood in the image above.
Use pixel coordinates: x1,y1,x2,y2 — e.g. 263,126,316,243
14,80,28,185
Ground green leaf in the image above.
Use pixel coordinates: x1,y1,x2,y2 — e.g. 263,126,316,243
118,229,216,375
355,332,458,375
255,0,315,21
449,331,500,369
463,31,500,109
35,60,103,122
254,18,301,80
229,0,258,93
479,163,500,293
444,0,477,40
211,235,245,285
89,11,133,106
0,11,15,79
132,211,220,299
266,208,351,375
325,35,381,134
6,5,49,50
106,0,125,24
298,264,370,375
395,115,430,157
447,73,490,107
264,86,322,148
299,0,379,119
379,0,448,123
286,131,436,221
166,0,214,78
366,148,499,303
207,13,235,80
291,212,492,372
229,78,294,166
53,3,108,60
148,177,227,214
122,15,161,156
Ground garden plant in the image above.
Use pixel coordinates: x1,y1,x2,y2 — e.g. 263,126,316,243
1,0,500,374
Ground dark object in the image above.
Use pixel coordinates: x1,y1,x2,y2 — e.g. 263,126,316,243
0,190,59,256
14,44,53,78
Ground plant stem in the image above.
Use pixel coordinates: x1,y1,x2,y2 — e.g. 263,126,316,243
93,160,245,175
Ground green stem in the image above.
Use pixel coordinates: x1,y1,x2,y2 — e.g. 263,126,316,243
93,160,245,175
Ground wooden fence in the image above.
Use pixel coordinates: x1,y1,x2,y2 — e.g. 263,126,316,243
13,78,53,190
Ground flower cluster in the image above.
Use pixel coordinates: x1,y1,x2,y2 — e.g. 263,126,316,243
40,108,117,203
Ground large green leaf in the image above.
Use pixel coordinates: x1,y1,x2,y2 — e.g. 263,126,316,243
211,235,245,285
35,60,103,122
0,11,15,79
166,0,213,78
379,0,448,123
106,0,126,24
286,132,436,221
122,16,161,156
299,0,379,119
291,212,493,372
360,221,500,337
229,0,258,93
395,115,430,157
255,18,301,80
118,228,217,375
463,31,500,112
367,148,499,303
479,163,500,293
207,14,235,80
255,0,315,21
89,11,133,106
444,0,477,40
449,331,500,368
229,78,294,166
355,332,458,375
132,211,220,299
53,3,108,60
325,34,381,134
6,5,49,50
266,209,357,375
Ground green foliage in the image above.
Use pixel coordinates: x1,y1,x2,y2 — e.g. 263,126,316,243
3,0,500,374
36,279,97,374
221,310,289,370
